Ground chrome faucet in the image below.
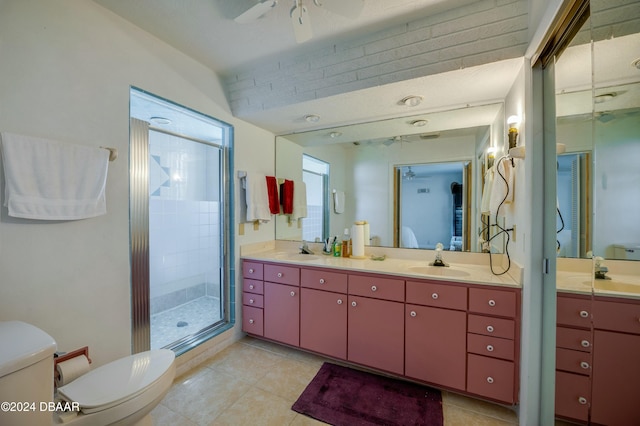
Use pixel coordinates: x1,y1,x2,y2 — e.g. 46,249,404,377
594,256,609,280
299,241,314,255
429,242,447,267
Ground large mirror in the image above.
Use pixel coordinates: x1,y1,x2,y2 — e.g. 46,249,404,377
275,103,506,252
555,9,640,261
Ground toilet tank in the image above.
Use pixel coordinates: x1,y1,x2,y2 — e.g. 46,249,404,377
0,321,57,426
613,244,640,261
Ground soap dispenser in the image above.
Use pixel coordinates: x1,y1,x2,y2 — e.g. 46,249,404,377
341,228,351,258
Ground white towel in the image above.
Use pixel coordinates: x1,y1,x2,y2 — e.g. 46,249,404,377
333,190,345,214
244,172,270,222
1,132,109,220
489,157,514,216
480,167,494,215
291,180,307,220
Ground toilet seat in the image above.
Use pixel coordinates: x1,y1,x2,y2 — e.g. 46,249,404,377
57,349,175,414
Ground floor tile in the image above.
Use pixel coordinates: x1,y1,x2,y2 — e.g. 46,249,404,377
208,387,298,426
203,340,285,384
255,357,321,403
442,391,518,423
150,403,198,426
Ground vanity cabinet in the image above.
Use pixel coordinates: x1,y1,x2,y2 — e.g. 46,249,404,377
347,274,405,375
299,268,348,359
466,287,520,404
590,298,640,426
242,261,264,336
263,264,300,346
405,280,467,391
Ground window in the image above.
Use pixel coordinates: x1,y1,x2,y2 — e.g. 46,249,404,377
302,155,329,242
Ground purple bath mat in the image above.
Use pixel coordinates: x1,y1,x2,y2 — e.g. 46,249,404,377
292,363,443,426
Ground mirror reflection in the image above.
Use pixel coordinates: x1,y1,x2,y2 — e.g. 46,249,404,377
275,103,505,252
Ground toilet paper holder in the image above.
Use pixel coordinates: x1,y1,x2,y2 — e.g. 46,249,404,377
54,346,92,386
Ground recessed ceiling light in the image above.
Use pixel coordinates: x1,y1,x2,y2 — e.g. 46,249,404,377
410,119,428,127
150,116,171,125
399,95,423,107
304,114,320,123
594,93,616,104
329,131,342,138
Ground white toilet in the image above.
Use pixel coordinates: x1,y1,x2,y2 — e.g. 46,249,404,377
0,321,175,426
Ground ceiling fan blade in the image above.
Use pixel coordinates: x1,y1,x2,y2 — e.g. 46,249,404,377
315,0,364,19
291,2,313,43
234,0,277,24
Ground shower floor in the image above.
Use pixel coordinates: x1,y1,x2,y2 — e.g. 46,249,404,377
151,296,222,349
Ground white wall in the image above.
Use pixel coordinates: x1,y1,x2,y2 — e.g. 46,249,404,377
0,0,275,367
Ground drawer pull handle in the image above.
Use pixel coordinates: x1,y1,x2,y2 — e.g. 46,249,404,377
277,272,283,278
337,299,343,305
249,319,254,324
249,268,254,274
580,362,590,370
486,345,494,352
581,340,590,348
579,310,589,318
488,299,496,307
319,278,325,284
371,285,377,292
249,299,254,304
249,285,254,290
290,291,296,297
486,325,494,333
432,293,439,300
578,397,588,405
410,311,417,317
486,377,494,384
352,301,357,307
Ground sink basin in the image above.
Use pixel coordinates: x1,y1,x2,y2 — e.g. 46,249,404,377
274,253,320,261
592,280,640,294
408,266,470,278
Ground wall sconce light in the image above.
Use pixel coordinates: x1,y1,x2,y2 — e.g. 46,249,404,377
507,115,520,149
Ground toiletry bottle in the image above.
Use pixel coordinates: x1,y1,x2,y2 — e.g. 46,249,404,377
341,228,351,258
333,238,341,257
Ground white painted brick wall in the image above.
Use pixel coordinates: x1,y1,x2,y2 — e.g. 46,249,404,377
224,0,529,117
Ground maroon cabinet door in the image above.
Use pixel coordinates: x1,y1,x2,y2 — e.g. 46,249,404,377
263,282,300,347
347,296,404,375
300,288,347,359
591,330,640,426
405,304,466,390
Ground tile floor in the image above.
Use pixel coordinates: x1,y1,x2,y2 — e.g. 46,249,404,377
151,297,222,349
150,336,521,426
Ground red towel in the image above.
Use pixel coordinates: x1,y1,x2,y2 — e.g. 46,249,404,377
266,176,279,214
281,180,294,214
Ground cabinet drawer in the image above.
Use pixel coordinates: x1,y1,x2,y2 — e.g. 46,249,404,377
243,293,264,308
467,314,515,339
349,274,404,302
242,305,263,336
468,288,517,318
406,280,467,310
467,334,514,361
243,261,264,280
556,327,592,352
556,347,591,376
264,264,300,286
301,268,347,293
593,299,640,335
243,279,264,295
467,354,515,403
555,371,590,422
557,294,592,329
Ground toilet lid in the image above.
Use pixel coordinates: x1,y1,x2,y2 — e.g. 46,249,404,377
57,349,175,412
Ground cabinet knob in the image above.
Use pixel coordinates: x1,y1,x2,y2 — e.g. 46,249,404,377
580,361,590,370
290,291,296,297
410,311,417,317
578,397,588,405
579,310,589,318
351,301,357,307
249,268,254,274
249,299,254,304
371,285,377,292
249,319,254,324
319,278,325,284
486,325,494,333
581,340,590,348
249,285,254,290
277,272,283,278
488,299,496,307
486,345,494,352
337,299,343,305
431,293,439,300
486,377,494,384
